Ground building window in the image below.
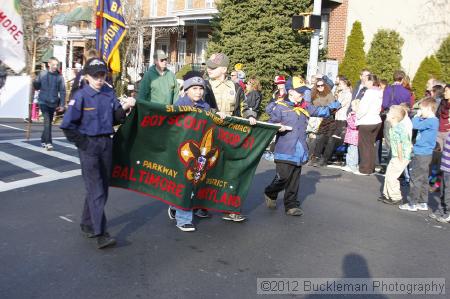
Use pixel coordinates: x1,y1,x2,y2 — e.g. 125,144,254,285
151,0,157,17
167,0,175,15
319,13,329,49
186,0,193,9
177,40,186,68
205,0,215,8
195,39,208,63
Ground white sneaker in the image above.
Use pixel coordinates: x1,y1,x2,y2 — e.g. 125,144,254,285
222,213,246,222
326,164,343,169
437,214,450,223
416,203,429,211
45,144,53,151
399,203,418,212
353,170,370,176
177,223,196,232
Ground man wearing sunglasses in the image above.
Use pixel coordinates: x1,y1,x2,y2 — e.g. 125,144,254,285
138,50,178,105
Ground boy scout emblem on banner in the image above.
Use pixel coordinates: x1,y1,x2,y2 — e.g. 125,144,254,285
110,102,278,213
179,127,220,184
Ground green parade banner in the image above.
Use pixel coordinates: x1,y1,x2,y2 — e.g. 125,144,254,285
110,101,279,214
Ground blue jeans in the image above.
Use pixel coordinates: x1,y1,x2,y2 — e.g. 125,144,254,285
39,104,55,145
346,144,358,171
175,207,193,226
440,172,450,214
407,155,432,205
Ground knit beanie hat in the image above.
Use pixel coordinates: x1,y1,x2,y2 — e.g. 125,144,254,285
183,76,205,91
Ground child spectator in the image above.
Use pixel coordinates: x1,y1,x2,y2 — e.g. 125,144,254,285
381,105,412,204
399,98,439,212
399,103,413,185
263,86,339,216
342,100,360,173
430,85,450,223
60,58,136,249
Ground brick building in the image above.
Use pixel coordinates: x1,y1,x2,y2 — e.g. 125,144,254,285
136,0,217,73
35,0,95,78
320,0,450,78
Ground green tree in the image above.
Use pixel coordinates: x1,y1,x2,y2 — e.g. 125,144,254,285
208,0,310,119
339,21,366,86
436,34,450,83
412,55,443,96
366,29,404,82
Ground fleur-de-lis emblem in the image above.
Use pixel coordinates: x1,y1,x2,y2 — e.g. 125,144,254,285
178,127,219,184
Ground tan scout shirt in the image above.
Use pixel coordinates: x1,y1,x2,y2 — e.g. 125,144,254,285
210,79,236,116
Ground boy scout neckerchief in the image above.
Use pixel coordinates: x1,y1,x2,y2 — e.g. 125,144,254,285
277,101,310,118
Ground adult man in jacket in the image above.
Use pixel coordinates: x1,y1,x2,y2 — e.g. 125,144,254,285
138,50,178,105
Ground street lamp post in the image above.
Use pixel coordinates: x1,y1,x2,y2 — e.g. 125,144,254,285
306,0,322,84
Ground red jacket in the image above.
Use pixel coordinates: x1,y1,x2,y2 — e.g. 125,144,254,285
439,99,450,132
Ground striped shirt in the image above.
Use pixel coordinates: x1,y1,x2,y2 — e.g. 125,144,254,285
441,134,450,172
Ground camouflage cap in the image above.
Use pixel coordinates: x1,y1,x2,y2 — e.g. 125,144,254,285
206,53,229,69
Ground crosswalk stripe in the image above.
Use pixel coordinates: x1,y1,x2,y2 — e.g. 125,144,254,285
52,140,77,149
0,138,83,192
0,137,67,144
0,169,81,192
0,151,60,176
10,141,80,164
0,124,27,131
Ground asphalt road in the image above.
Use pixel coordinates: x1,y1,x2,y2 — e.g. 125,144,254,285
0,119,449,299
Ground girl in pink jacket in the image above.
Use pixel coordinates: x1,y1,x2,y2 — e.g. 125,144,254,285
343,100,360,172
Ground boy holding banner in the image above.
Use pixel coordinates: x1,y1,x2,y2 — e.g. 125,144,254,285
264,87,340,216
60,58,136,249
168,71,227,231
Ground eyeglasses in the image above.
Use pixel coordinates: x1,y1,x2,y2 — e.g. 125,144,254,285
316,84,324,87
159,58,167,62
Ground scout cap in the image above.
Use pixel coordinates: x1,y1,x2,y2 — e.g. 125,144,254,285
206,53,229,69
83,58,107,76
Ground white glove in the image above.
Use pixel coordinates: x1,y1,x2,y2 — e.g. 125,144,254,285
122,97,136,110
216,111,227,119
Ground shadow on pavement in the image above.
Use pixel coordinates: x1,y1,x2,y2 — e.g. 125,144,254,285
305,253,389,299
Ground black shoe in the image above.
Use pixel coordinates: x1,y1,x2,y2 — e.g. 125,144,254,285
195,209,211,218
81,224,110,238
378,195,387,202
168,207,176,220
382,198,401,205
97,235,116,249
80,224,96,238
318,158,327,167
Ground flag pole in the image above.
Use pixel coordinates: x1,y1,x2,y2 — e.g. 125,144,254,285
97,0,104,59
25,39,37,140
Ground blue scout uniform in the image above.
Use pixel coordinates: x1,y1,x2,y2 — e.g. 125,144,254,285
264,99,338,212
60,84,126,237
